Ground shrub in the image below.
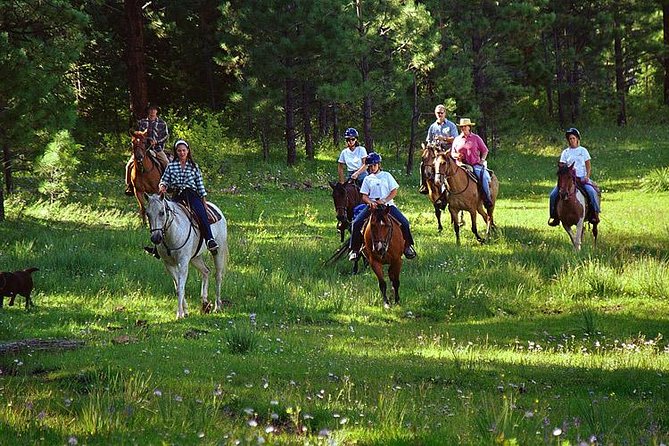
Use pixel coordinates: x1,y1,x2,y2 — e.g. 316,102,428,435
641,167,669,192
34,130,81,202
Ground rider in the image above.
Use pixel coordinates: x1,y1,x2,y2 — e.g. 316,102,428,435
125,104,170,196
451,118,493,212
348,152,417,261
158,140,219,252
548,128,600,226
338,127,368,187
420,104,458,194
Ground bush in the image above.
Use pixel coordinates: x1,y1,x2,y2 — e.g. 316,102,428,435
34,130,81,202
641,167,669,192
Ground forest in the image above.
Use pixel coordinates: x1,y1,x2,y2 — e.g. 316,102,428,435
2,0,669,188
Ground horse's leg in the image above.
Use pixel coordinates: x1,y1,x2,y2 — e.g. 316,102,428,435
592,222,598,249
476,203,491,241
370,261,389,308
388,260,402,305
167,263,188,319
434,203,443,232
134,189,147,224
190,255,211,312
563,224,580,251
212,241,228,311
469,208,484,243
449,208,461,245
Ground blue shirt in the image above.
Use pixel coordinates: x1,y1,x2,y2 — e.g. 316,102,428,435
426,119,458,145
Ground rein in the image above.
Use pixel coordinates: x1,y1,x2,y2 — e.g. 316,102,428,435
436,157,470,196
370,208,394,258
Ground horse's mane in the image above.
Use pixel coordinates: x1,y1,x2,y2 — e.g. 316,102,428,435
557,163,575,177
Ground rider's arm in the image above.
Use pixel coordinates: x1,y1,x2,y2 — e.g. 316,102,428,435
585,159,591,181
361,193,373,206
338,162,346,183
379,188,398,205
352,159,367,179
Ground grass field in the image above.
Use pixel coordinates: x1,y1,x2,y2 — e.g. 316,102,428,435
0,125,668,445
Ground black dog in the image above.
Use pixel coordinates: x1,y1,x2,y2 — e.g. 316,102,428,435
0,267,39,309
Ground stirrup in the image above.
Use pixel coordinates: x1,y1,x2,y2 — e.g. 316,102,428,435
348,251,359,261
404,246,416,259
547,217,560,227
206,239,219,251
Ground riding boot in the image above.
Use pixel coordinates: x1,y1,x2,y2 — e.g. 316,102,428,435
403,242,417,259
125,184,135,196
419,162,428,194
125,160,135,196
349,232,363,261
589,212,600,224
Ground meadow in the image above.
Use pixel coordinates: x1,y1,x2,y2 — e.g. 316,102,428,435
0,125,668,445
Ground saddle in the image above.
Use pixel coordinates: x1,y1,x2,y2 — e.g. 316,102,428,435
574,179,601,222
175,201,223,225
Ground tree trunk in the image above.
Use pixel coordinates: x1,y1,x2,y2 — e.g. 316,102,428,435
614,16,627,126
356,0,373,152
332,103,340,147
302,82,314,160
124,0,148,122
663,1,669,105
2,143,12,194
542,32,554,118
318,102,328,140
554,27,566,127
285,78,297,166
406,72,419,175
471,32,488,143
200,0,219,109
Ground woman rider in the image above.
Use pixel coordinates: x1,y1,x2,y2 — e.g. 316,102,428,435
158,139,219,252
348,152,417,261
548,128,601,226
337,128,368,186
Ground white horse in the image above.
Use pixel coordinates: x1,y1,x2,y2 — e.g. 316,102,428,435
143,193,229,319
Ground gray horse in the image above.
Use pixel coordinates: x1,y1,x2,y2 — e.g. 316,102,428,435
144,193,229,319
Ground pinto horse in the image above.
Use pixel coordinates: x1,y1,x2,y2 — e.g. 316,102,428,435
556,163,598,250
130,131,163,223
433,152,498,245
421,142,448,231
363,205,404,308
144,193,229,319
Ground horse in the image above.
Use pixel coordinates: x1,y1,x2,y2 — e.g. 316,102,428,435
130,131,164,223
433,152,499,245
143,193,229,319
556,163,598,250
421,142,448,232
362,205,404,308
329,181,364,274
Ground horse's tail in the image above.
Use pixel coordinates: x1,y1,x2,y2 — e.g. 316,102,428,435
324,237,351,265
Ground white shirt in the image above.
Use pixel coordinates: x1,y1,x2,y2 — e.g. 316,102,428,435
559,145,591,178
360,171,399,207
338,146,368,171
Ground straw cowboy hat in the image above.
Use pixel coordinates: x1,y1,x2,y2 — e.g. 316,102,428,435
457,118,475,127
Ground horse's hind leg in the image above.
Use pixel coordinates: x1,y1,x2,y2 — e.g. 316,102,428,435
212,242,229,311
450,209,462,245
469,209,484,243
592,222,598,248
191,256,211,313
434,204,443,232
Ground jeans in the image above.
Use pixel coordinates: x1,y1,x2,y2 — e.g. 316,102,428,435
349,205,413,251
175,189,214,240
472,164,492,205
549,181,600,217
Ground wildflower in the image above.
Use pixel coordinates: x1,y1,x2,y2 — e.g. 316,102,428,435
318,429,331,437
68,437,78,445
248,419,258,427
552,428,562,436
154,389,162,397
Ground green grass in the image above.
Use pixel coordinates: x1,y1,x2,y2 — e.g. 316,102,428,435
0,124,668,444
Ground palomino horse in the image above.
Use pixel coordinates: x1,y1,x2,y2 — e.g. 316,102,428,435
421,142,448,231
143,193,229,319
363,205,404,308
433,152,499,245
130,131,163,223
556,163,598,250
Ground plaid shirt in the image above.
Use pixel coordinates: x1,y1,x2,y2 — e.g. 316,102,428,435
138,117,169,151
159,160,207,198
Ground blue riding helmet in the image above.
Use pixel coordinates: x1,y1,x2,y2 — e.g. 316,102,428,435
344,128,359,139
565,128,581,140
366,152,382,165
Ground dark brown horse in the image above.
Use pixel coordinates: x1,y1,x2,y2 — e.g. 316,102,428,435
421,142,448,231
363,205,404,308
329,181,361,242
130,131,163,222
556,163,598,250
433,152,498,245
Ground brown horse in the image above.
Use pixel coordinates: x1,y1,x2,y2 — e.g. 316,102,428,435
329,181,362,242
556,163,598,250
363,205,404,308
433,152,498,245
130,131,163,222
421,142,448,231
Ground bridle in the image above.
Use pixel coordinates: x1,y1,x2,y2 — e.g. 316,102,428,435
557,168,578,201
370,206,394,258
148,198,194,255
132,136,158,174
434,153,470,196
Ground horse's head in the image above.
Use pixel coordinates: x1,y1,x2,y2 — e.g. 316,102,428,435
330,181,349,224
369,205,393,254
557,162,577,200
131,130,148,162
421,143,438,180
143,192,168,245
433,151,455,189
